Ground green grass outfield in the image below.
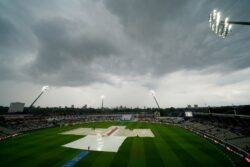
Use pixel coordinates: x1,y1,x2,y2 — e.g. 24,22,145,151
0,122,248,167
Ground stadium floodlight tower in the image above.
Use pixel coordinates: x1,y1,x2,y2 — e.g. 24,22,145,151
209,9,250,38
209,10,232,38
29,86,49,110
100,95,105,110
149,90,160,109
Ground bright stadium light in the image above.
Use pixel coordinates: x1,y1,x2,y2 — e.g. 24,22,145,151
150,90,156,97
149,90,160,109
209,10,231,38
209,9,250,38
41,86,49,92
29,85,49,110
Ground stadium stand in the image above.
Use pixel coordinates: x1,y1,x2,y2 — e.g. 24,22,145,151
0,125,17,140
179,115,250,153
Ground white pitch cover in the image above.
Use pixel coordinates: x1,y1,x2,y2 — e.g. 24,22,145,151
63,134,126,152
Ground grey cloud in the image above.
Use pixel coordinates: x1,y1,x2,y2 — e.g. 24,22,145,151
0,0,250,88
0,15,32,56
104,0,188,42
0,16,17,47
28,17,120,85
103,0,250,77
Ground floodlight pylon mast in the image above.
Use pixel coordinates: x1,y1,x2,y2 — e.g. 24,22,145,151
29,91,44,109
153,96,160,109
28,86,49,111
228,21,250,25
101,98,104,109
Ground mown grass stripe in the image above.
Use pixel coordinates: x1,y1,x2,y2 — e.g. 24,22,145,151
62,151,89,167
159,126,200,167
75,151,102,167
143,137,165,167
127,137,146,167
90,152,115,167
152,124,184,167
167,126,233,167
109,138,133,167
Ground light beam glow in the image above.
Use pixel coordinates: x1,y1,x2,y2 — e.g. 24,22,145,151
209,9,232,38
41,86,49,92
149,90,156,97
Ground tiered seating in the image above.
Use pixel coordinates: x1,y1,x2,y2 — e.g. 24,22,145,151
0,126,17,140
179,116,250,153
228,137,250,152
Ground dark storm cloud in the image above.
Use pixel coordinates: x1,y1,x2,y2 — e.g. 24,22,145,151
0,14,35,81
31,18,118,73
27,17,120,86
104,0,188,42
0,16,17,47
108,0,250,76
0,0,250,87
104,0,250,75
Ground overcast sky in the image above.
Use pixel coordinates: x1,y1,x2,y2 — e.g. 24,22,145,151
1,0,250,108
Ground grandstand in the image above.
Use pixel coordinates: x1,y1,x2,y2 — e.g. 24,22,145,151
179,114,250,154
0,125,17,140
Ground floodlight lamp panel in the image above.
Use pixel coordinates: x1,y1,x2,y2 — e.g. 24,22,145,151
41,86,49,92
213,10,217,17
209,13,213,23
208,9,232,38
216,12,221,26
225,17,229,24
150,90,156,96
